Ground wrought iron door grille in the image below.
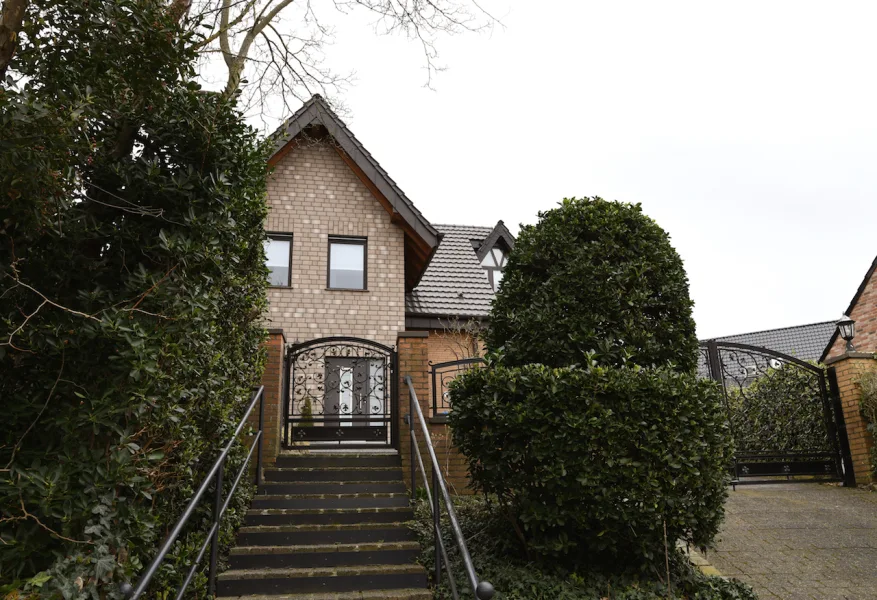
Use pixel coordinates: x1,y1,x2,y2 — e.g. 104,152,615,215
283,337,398,448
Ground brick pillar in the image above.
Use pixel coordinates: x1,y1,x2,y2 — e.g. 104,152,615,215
398,332,431,492
397,331,473,495
253,329,285,469
826,352,877,485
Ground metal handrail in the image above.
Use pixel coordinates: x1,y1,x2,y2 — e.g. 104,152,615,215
120,386,266,600
403,375,494,600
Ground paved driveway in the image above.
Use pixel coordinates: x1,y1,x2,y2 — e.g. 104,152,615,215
707,484,877,600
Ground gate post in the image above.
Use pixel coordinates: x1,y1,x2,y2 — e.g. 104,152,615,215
397,332,430,491
827,367,857,487
255,329,286,468
824,352,877,486
706,339,722,383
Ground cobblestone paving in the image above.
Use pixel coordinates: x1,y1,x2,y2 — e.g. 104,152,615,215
707,483,877,599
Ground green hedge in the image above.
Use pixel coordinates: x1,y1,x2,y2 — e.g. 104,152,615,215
449,363,732,566
485,198,698,372
726,364,830,453
0,0,268,596
409,496,757,600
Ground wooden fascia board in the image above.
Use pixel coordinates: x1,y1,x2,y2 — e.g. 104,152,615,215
333,145,434,260
268,138,299,168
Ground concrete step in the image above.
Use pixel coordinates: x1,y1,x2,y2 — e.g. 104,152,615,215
218,590,431,600
236,523,417,547
216,564,427,596
228,542,420,570
257,481,408,496
245,506,413,526
275,453,402,469
263,467,403,483
250,493,410,511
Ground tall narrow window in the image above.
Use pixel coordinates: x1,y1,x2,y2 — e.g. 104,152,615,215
481,246,507,291
328,237,367,290
265,234,292,287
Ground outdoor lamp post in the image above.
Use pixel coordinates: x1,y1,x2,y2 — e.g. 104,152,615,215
837,314,856,352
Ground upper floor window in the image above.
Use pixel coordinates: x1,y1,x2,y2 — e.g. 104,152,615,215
481,246,507,291
328,237,367,290
265,234,292,287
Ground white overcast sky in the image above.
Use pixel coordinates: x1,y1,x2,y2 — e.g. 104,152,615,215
228,1,877,339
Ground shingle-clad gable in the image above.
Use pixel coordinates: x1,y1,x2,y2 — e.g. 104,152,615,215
406,224,498,319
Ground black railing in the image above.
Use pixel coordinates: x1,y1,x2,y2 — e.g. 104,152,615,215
430,358,484,417
120,386,266,600
404,375,494,600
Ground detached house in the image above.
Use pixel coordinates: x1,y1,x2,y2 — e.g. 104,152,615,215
221,97,504,598
259,95,512,454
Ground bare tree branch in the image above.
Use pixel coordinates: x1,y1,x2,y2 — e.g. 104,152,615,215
188,0,500,123
4,350,64,469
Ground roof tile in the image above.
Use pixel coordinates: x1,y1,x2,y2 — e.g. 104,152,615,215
704,321,836,362
406,224,497,318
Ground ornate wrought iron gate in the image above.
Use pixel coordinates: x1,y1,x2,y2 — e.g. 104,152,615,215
700,340,854,485
283,337,398,448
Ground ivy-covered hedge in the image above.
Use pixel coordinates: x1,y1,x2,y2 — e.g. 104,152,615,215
449,359,732,566
485,198,698,372
0,0,268,597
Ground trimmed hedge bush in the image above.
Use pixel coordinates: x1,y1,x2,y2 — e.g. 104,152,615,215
410,496,757,600
485,198,698,372
449,363,732,566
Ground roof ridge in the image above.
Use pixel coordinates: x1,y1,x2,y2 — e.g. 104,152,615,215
710,320,836,341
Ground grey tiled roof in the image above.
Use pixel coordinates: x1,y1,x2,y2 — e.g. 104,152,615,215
704,321,837,362
406,224,497,318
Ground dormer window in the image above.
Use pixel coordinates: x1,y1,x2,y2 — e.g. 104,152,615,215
481,246,507,292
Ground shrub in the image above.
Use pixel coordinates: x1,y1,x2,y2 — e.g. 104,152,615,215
409,496,757,600
449,363,732,566
858,370,877,476
485,198,698,372
0,0,268,596
726,363,830,453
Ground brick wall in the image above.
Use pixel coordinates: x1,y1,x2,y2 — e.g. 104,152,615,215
252,330,285,470
424,330,482,365
828,355,877,484
825,266,877,361
398,331,475,495
266,140,406,349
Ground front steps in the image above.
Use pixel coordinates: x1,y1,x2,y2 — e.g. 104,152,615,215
217,451,429,599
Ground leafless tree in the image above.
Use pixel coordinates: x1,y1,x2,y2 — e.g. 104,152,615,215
187,0,500,123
